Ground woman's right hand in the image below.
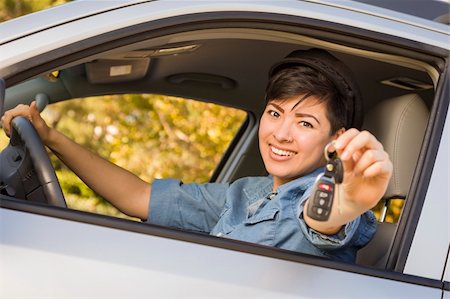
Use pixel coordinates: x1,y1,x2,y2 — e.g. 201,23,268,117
1,101,52,143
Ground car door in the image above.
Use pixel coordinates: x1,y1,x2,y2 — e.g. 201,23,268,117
1,1,449,298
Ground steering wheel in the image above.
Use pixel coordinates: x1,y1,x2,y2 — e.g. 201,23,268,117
0,116,66,207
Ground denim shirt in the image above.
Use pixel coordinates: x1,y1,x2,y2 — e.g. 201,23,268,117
147,168,377,263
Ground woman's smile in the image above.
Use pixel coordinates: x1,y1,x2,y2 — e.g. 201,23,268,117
269,144,297,159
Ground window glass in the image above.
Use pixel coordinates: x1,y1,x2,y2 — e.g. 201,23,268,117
41,94,247,219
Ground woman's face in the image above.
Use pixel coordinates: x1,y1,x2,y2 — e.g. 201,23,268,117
259,95,339,189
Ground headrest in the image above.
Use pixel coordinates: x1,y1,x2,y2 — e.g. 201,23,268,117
269,48,363,129
363,94,429,199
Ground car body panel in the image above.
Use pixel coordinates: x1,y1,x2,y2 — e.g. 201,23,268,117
403,76,450,280
445,247,450,283
0,207,443,298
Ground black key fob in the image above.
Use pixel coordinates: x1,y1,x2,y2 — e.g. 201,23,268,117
307,174,335,221
305,141,343,221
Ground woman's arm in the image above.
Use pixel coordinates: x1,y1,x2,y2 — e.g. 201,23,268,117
1,101,151,220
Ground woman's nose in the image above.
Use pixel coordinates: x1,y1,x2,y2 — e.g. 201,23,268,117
274,120,293,142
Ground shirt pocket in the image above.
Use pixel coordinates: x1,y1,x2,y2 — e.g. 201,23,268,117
241,208,279,245
244,208,279,225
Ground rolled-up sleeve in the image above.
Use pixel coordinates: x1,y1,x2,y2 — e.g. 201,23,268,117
146,178,229,233
297,193,377,251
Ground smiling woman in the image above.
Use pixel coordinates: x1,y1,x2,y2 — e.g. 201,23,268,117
140,48,391,263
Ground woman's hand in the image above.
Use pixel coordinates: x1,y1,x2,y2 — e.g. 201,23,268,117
304,128,392,235
1,101,52,143
334,128,393,213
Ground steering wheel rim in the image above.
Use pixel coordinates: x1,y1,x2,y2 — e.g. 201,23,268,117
7,116,66,207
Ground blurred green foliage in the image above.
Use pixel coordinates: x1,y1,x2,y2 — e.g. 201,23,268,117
0,0,69,21
47,95,246,182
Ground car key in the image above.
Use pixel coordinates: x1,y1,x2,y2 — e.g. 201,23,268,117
306,142,343,221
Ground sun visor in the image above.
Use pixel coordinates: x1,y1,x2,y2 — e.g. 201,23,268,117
86,59,150,84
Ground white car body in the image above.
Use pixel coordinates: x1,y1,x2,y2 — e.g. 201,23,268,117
0,0,449,298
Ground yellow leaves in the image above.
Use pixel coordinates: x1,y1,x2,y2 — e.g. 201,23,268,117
0,132,8,150
372,198,405,223
0,0,70,22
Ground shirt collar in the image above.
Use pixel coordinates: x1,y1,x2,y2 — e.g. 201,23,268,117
243,167,324,202
243,177,273,203
275,167,324,194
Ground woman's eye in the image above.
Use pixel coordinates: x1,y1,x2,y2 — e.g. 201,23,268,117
268,110,280,117
299,121,313,128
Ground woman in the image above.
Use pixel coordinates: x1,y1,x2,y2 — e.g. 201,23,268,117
1,49,392,262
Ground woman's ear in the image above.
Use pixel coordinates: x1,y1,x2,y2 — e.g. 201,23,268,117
333,127,346,139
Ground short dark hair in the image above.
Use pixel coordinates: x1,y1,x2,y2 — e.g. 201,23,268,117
265,65,350,135
265,49,362,132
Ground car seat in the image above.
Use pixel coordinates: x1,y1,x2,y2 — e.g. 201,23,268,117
356,93,429,268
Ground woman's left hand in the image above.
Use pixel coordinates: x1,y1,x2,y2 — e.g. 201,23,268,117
334,128,393,214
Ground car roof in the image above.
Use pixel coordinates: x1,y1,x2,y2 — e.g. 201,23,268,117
1,0,448,45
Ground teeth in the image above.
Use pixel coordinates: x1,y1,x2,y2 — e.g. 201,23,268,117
271,146,296,157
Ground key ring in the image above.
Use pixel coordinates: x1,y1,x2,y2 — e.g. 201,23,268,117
324,141,337,161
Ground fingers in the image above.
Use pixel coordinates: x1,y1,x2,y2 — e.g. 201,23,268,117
2,104,27,136
362,158,393,179
1,101,38,137
353,148,392,178
335,129,383,160
334,128,391,177
29,101,43,123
